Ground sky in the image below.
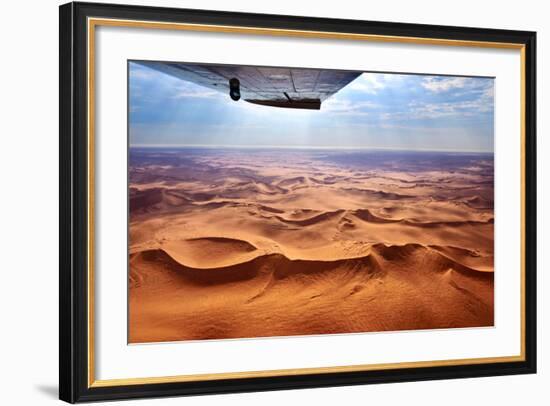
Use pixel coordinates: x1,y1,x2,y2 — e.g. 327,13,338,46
129,62,494,152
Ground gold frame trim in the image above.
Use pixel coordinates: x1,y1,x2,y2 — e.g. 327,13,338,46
87,17,527,388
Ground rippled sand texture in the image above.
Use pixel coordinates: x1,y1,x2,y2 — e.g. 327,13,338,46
128,148,494,343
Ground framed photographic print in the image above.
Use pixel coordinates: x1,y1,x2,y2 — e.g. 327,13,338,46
59,2,537,403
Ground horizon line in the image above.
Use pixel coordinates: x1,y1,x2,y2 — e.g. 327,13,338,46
129,144,494,154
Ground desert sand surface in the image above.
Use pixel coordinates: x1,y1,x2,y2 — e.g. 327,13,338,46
128,147,494,343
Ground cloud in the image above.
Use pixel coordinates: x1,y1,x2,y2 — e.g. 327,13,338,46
378,99,493,122
421,77,471,92
378,76,494,121
408,101,471,118
420,76,495,98
346,73,405,94
129,66,157,80
482,85,494,99
129,62,222,103
322,98,379,115
171,84,219,100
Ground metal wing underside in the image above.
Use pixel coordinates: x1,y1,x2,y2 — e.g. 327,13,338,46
134,61,362,110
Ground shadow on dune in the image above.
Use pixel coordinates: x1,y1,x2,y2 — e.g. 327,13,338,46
131,242,492,289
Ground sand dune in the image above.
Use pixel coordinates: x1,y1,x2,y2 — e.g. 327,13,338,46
129,243,493,343
162,237,258,269
274,209,345,226
129,148,494,343
342,187,414,200
428,245,494,272
351,208,402,223
464,195,494,209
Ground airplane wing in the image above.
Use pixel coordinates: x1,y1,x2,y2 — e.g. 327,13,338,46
134,61,361,110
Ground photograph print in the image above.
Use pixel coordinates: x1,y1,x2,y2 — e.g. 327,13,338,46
128,61,495,344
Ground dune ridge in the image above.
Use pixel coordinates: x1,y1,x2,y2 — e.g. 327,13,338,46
133,241,493,280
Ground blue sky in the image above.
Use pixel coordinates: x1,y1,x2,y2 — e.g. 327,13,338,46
129,62,494,152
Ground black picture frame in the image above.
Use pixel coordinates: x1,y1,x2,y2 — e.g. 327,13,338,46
59,1,537,403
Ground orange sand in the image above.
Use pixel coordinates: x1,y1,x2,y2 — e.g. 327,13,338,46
128,150,494,343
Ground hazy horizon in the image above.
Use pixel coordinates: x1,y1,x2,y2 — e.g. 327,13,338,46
129,144,494,153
